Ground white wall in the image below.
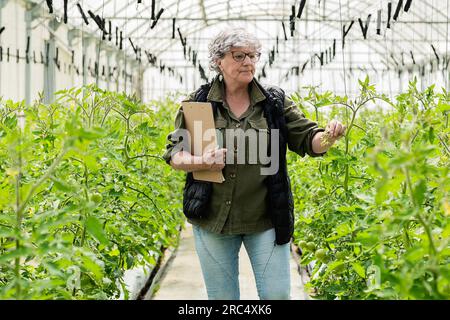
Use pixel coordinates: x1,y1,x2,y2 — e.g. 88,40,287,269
0,0,142,104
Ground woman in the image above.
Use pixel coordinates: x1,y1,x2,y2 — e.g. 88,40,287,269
162,27,346,300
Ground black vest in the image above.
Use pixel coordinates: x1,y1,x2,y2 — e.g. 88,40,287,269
183,79,294,245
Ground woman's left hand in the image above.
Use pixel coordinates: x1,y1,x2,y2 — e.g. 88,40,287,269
313,119,347,152
325,119,347,141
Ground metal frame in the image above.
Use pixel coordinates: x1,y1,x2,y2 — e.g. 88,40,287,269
32,1,449,69
11,0,450,97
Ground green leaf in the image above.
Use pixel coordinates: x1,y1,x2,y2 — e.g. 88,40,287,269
135,122,158,136
0,226,18,238
299,253,315,266
413,179,427,205
50,176,74,192
336,205,359,212
84,154,100,172
77,127,106,140
0,247,33,264
322,261,346,279
336,222,352,236
81,255,104,281
85,216,109,245
404,246,426,262
442,223,450,239
437,102,450,113
108,248,120,257
356,232,378,246
351,262,366,278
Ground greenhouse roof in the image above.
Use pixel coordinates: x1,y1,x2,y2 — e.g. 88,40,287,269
23,0,450,96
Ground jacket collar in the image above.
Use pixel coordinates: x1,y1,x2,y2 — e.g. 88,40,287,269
207,75,266,107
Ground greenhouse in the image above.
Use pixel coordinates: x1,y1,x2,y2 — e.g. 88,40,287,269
0,0,449,302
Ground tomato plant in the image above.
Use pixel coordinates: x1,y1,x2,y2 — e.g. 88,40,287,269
290,77,450,299
0,86,185,299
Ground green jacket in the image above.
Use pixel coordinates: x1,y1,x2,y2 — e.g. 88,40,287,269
163,77,325,234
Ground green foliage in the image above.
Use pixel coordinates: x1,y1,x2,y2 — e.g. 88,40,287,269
0,85,185,299
2,78,448,300
291,77,450,300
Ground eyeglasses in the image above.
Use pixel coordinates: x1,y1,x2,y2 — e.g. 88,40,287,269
230,51,261,63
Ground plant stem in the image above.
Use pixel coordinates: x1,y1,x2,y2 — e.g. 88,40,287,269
124,184,165,218
12,145,67,299
80,162,89,248
343,109,357,193
15,152,22,298
437,134,450,156
403,222,412,248
16,150,67,217
404,168,437,256
67,94,89,121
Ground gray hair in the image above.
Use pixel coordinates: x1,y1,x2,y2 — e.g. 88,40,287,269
208,28,262,73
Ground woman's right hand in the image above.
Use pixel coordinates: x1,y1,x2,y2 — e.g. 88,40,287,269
202,148,227,171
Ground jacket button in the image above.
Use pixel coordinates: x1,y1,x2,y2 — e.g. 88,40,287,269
235,123,241,128
230,173,236,179
226,200,231,205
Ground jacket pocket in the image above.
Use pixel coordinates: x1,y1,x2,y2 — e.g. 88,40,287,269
214,118,227,148
214,118,228,129
248,117,269,131
247,118,269,165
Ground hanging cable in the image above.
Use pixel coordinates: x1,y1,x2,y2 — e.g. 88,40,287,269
338,0,347,96
95,0,106,85
63,0,68,24
319,1,323,88
150,8,165,29
429,0,434,86
124,0,130,90
79,0,84,80
446,0,449,89
297,0,306,19
404,0,413,12
384,1,394,98
77,3,89,25
45,0,53,14
393,0,403,21
337,0,350,146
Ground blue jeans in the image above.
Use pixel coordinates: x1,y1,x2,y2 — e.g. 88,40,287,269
192,225,291,300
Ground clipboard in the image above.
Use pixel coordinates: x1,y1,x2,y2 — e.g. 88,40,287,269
182,101,225,183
